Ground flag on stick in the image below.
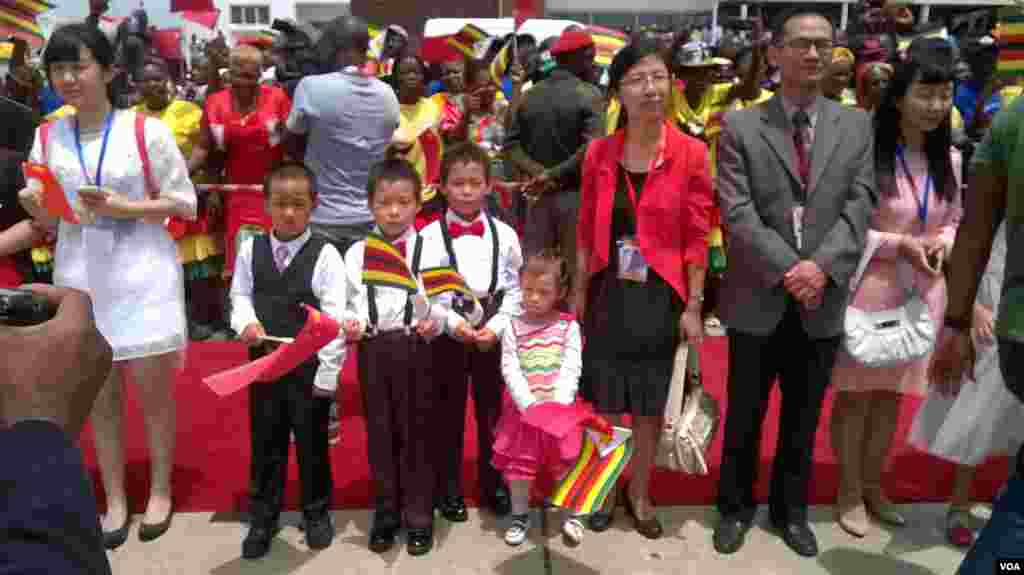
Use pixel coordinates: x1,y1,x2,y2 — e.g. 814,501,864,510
363,233,418,292
446,23,488,58
551,427,633,515
420,265,474,299
203,305,341,397
22,162,76,223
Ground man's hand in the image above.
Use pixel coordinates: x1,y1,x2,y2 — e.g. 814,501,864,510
783,260,827,308
929,328,976,396
0,285,113,435
239,322,266,346
475,327,498,351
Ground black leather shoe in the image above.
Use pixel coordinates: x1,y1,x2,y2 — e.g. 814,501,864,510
103,516,132,550
771,520,819,558
139,511,173,542
406,527,434,556
487,488,512,517
438,496,468,523
242,526,275,559
713,517,752,555
304,514,335,550
369,524,398,553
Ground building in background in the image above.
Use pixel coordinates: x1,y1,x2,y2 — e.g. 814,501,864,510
211,0,349,43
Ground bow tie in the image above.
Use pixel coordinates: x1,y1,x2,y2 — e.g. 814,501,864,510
448,220,485,239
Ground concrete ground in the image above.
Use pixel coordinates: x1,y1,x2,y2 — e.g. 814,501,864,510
105,504,979,574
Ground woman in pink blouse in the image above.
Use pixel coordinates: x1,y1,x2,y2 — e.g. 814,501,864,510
830,40,962,538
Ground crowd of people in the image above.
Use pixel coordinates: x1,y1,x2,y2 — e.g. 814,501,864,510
2,3,1024,574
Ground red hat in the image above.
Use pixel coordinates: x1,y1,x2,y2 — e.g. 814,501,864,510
550,29,594,56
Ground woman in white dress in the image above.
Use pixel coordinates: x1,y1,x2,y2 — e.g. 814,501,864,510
22,24,196,548
910,221,1024,546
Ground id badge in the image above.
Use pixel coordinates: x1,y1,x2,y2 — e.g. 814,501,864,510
792,206,804,251
617,238,649,283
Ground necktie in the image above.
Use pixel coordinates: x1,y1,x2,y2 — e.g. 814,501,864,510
448,220,485,239
792,109,811,188
274,244,289,272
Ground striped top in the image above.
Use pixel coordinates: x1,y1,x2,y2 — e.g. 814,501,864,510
500,312,583,411
514,317,570,401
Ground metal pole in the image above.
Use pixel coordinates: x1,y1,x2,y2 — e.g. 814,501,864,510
841,2,849,30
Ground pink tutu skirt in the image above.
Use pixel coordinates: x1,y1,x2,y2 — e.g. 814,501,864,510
492,393,583,482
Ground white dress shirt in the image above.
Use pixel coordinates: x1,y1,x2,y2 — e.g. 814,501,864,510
501,317,583,411
418,210,524,335
344,226,450,336
229,228,348,393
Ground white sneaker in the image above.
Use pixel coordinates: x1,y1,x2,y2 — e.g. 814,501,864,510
504,514,531,546
562,516,584,546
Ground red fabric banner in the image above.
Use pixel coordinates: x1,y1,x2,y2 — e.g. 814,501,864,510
170,0,215,13
181,9,219,29
151,28,183,60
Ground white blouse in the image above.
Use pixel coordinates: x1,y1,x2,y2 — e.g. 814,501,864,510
30,110,196,360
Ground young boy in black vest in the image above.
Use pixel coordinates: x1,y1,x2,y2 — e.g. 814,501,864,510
342,158,460,556
420,143,524,521
229,162,346,559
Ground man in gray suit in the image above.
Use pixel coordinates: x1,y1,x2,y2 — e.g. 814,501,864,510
713,8,876,558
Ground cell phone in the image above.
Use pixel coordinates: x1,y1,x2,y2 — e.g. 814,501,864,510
0,288,55,326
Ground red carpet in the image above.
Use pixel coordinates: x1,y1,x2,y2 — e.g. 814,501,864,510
78,338,1011,513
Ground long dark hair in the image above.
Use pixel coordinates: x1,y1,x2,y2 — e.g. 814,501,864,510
873,37,957,202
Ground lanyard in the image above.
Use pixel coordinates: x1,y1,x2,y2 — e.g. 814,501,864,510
895,145,930,232
620,122,668,211
74,110,115,188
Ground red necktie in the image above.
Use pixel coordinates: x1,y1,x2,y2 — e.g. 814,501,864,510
792,110,811,188
449,220,485,238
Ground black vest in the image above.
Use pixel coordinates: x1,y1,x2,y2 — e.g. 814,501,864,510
251,234,327,362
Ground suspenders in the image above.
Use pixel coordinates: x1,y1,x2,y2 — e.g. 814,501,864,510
367,235,423,334
439,210,501,297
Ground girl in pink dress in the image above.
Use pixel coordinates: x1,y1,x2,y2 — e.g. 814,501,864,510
830,40,962,538
491,251,585,547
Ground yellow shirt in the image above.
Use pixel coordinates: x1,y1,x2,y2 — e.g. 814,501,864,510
396,97,444,197
132,99,202,159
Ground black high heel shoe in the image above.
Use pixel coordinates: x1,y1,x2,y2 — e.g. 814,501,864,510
587,489,619,532
623,492,663,540
139,511,174,542
103,515,132,550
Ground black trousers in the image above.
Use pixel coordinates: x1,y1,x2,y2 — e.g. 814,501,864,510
716,303,840,524
432,334,505,502
358,331,436,529
248,361,333,527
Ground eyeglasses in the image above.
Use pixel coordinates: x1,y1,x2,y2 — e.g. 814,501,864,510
782,38,834,54
621,72,671,88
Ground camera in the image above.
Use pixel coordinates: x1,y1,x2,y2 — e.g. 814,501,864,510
0,288,55,326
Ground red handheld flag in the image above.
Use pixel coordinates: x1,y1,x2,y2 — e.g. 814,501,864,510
204,305,341,397
22,162,76,224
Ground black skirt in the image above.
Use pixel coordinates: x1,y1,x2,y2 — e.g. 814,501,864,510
580,168,683,417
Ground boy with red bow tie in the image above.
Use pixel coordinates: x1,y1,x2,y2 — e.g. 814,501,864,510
419,143,524,522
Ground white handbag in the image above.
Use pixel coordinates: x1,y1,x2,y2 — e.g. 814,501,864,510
655,342,721,475
842,235,936,368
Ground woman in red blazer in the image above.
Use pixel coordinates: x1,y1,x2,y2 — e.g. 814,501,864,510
574,37,713,538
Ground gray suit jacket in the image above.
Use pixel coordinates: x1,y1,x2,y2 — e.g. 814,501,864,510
716,95,876,339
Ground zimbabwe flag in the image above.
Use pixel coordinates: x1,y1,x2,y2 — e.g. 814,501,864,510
420,265,474,299
998,8,1024,78
447,23,488,58
362,233,417,292
551,429,633,515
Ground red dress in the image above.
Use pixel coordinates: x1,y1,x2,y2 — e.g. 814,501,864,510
203,85,291,274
